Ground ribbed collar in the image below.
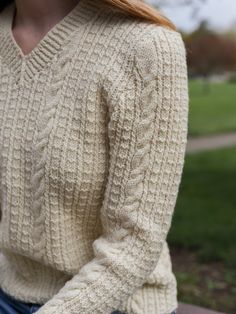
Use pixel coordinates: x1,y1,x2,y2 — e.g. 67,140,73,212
0,0,102,84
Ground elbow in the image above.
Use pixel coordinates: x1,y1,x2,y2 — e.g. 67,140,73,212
122,222,166,282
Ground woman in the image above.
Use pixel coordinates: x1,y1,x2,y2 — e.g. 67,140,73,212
0,0,188,313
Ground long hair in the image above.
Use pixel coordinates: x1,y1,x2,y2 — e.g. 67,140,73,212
0,0,176,31
101,0,176,31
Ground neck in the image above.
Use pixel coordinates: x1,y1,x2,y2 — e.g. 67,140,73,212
13,0,80,30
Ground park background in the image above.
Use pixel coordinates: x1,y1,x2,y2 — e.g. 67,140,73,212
147,1,236,313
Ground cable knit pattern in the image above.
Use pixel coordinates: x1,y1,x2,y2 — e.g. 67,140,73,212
0,0,189,313
31,51,75,261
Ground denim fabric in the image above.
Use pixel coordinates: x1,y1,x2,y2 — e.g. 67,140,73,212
0,287,177,314
0,287,42,314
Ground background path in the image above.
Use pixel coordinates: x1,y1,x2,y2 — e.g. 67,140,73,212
178,302,225,314
186,132,236,153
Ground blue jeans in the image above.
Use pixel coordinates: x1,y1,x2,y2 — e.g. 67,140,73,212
0,286,177,314
0,287,42,313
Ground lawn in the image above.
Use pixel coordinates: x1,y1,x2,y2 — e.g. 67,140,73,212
168,146,236,266
188,79,236,136
167,146,236,312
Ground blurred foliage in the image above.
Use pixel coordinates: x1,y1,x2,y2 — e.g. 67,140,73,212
183,21,236,77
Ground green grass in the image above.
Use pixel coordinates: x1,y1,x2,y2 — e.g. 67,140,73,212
168,87,236,312
188,79,236,136
167,146,236,268
171,254,236,313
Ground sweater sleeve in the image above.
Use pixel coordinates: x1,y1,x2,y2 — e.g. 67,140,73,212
36,26,189,314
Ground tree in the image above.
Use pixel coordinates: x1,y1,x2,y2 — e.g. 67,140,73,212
223,20,236,40
184,20,236,92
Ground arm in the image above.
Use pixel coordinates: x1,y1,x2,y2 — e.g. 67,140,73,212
37,26,189,314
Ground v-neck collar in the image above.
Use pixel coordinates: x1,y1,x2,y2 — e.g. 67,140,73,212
0,0,102,85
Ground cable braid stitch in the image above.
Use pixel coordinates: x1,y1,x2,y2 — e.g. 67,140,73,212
30,51,74,261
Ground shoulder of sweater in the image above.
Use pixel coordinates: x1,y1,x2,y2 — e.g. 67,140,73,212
76,7,188,100
97,7,187,78
132,23,187,81
86,5,184,55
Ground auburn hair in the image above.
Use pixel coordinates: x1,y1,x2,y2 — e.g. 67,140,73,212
0,0,176,31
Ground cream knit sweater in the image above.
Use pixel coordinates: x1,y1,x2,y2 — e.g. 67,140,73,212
0,0,189,313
